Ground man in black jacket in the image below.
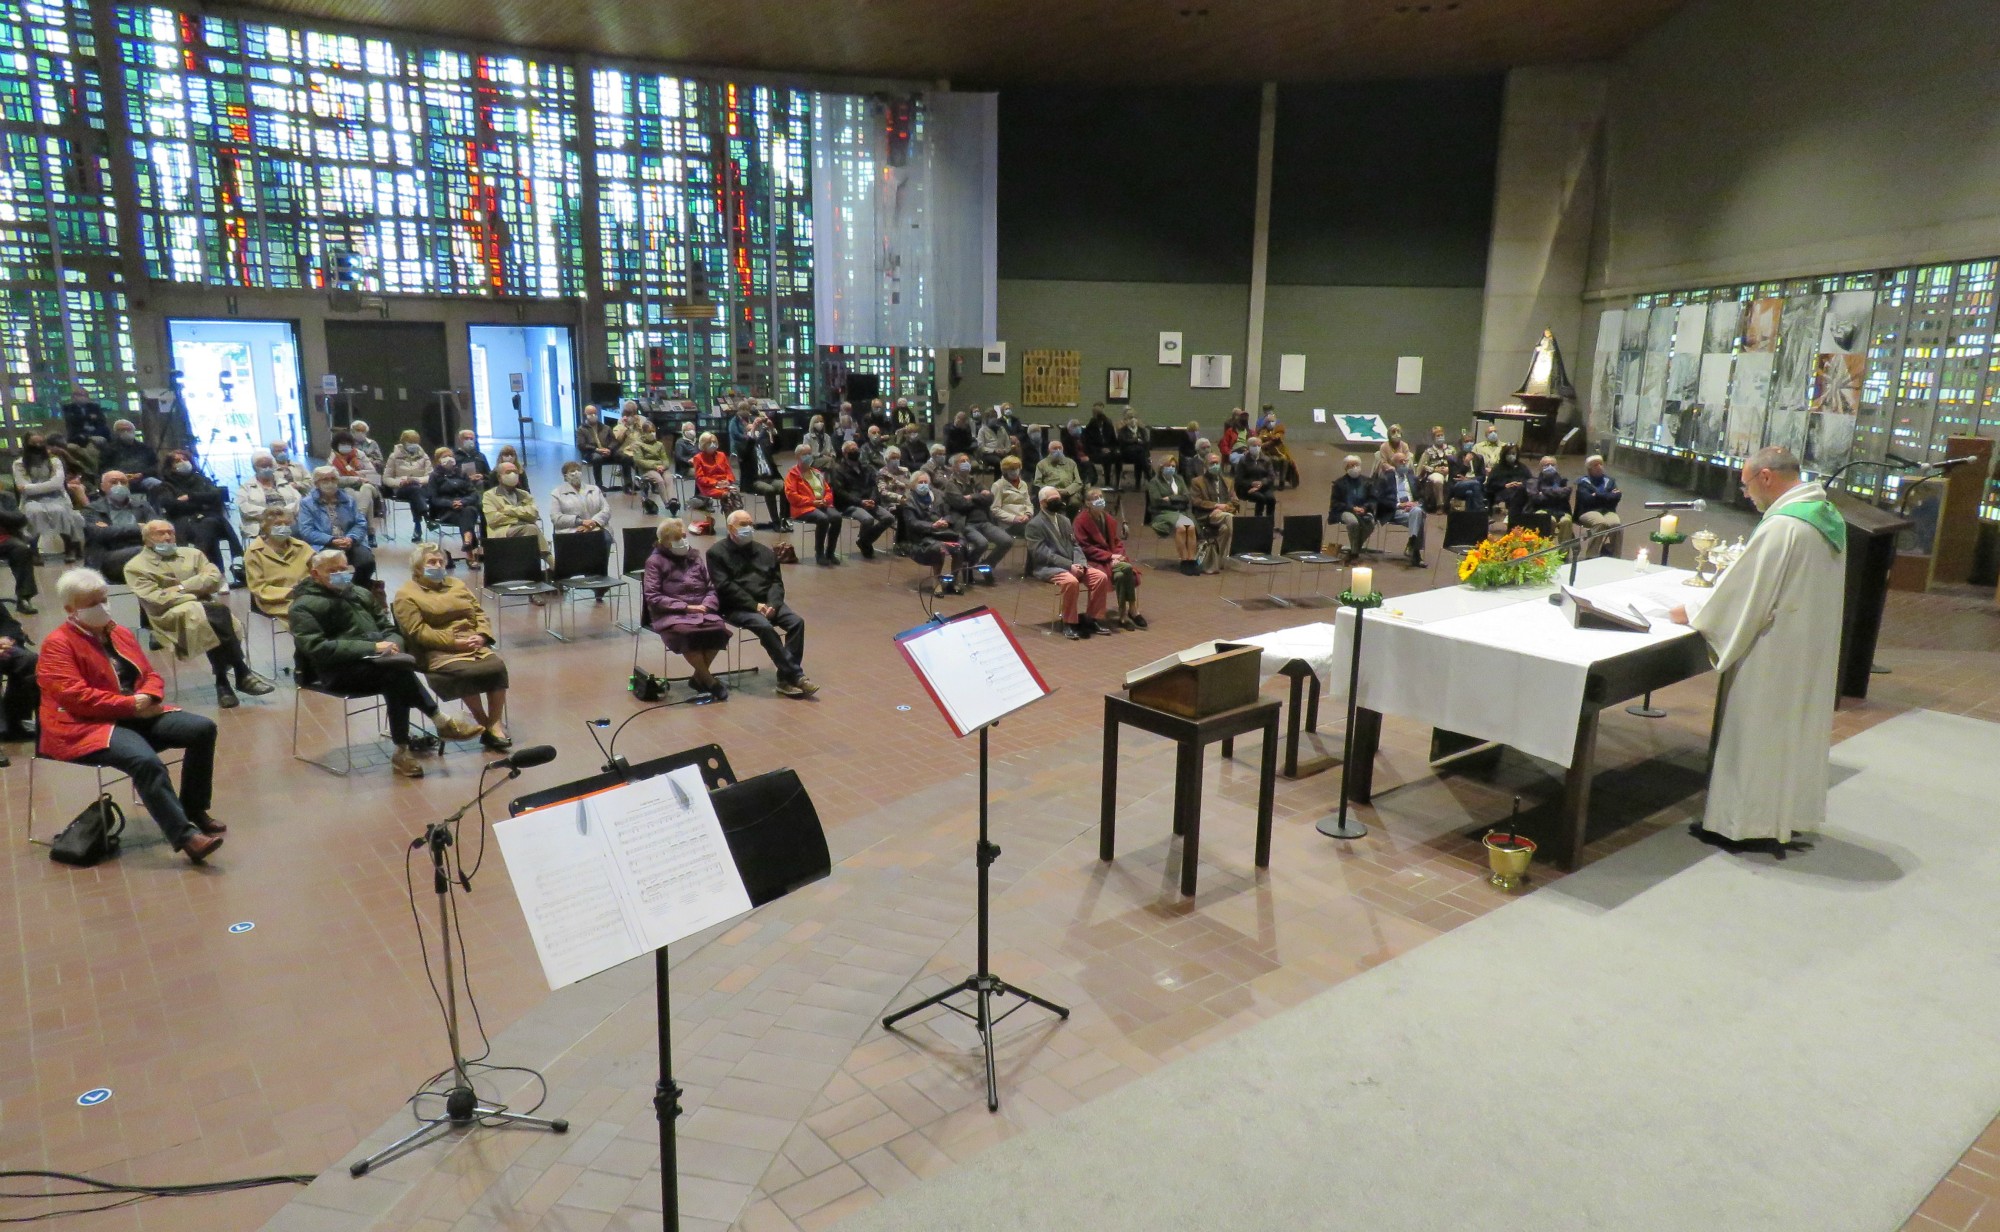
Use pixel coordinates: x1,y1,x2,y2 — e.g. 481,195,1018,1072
936,453,1010,579
829,443,894,559
80,470,155,584
706,511,817,698
1329,456,1378,559
99,420,162,491
1232,441,1278,519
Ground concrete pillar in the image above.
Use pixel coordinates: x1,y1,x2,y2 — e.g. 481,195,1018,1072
1243,82,1277,412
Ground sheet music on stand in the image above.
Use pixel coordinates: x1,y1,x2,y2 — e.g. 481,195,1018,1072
493,766,752,991
894,607,1051,737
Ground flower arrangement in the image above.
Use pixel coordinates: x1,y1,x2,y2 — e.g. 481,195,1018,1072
1456,526,1564,589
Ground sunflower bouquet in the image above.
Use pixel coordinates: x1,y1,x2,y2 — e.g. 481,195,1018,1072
1456,526,1564,589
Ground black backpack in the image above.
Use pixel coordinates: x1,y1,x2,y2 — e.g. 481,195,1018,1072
49,794,126,867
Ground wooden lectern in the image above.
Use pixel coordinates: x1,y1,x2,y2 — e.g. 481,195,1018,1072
1125,644,1262,719
1889,436,1993,593
1830,490,1913,701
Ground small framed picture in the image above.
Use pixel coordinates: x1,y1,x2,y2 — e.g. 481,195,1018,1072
1107,368,1131,403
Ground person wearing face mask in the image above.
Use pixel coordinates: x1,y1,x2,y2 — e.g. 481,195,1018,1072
1188,453,1237,572
942,410,974,459
802,416,837,464
859,426,892,472
706,510,816,698
328,429,381,543
900,471,973,597
689,432,741,528
829,443,894,559
1572,455,1625,559
998,403,1040,470
290,549,484,778
1026,486,1112,639
155,449,237,568
492,445,530,492
347,419,385,471
60,382,114,449
1220,408,1249,465
236,449,303,536
394,543,512,748
44,430,97,499
1111,408,1152,492
1058,417,1096,486
1329,455,1378,559
1374,424,1408,474
382,430,434,541
833,407,860,448
1522,454,1575,540
424,447,482,563
124,520,273,707
1474,427,1505,472
1083,404,1118,480
896,423,931,471
1484,444,1533,526
784,447,843,565
1374,446,1428,568
575,403,623,491
482,462,549,568
734,413,788,530
36,567,226,861
975,411,1011,474
266,438,310,491
242,508,311,625
549,461,611,541
13,431,85,562
1075,488,1147,630
448,431,491,490
671,420,701,494
642,518,733,700
989,456,1036,535
1419,427,1456,511
915,441,949,486
298,465,377,588
621,418,673,516
874,446,912,515
1033,441,1084,515
80,469,154,585
1232,438,1278,519
1145,457,1200,574
931,452,1009,578
1257,406,1299,489
101,420,162,488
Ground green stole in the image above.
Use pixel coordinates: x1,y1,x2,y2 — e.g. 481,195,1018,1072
1766,498,1846,552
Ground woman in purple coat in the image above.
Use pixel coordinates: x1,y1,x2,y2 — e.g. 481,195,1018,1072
642,518,733,700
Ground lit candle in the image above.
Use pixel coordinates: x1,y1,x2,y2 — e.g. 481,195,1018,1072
1351,565,1373,597
1661,513,1678,537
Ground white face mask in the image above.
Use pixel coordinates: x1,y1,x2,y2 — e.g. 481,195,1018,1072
72,602,112,629
500,473,519,488
666,540,690,557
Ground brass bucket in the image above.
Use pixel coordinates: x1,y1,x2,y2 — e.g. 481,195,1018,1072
1484,832,1537,890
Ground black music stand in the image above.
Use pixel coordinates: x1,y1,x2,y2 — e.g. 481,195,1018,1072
508,745,831,1232
881,608,1070,1112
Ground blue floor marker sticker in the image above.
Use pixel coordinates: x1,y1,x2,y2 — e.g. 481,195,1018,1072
897,704,912,711
228,921,255,934
77,1088,111,1106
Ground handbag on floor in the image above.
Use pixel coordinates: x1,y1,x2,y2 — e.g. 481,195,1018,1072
773,540,800,565
48,794,125,867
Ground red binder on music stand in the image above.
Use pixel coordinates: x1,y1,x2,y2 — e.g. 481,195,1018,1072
894,606,1052,738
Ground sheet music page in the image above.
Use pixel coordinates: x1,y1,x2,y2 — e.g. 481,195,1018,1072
493,805,647,991
590,767,752,950
902,612,1047,735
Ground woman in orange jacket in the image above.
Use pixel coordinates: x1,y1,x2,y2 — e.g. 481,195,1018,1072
784,446,842,565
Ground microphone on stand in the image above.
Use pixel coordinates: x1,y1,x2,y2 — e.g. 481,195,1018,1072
1642,498,1707,511
1923,456,1980,471
487,744,557,774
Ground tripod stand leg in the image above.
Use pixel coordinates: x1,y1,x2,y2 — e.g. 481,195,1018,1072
978,984,998,1113
881,976,980,1030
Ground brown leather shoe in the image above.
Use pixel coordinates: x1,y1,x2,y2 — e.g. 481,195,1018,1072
182,833,224,863
188,813,227,836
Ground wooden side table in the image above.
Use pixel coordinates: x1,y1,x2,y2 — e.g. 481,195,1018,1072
1099,693,1281,897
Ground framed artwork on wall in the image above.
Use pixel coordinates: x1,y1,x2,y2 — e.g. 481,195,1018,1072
1189,354,1232,389
1106,368,1131,403
1158,332,1183,365
1021,348,1081,406
982,342,1007,374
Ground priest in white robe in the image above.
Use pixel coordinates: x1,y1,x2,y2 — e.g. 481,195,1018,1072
1670,446,1845,844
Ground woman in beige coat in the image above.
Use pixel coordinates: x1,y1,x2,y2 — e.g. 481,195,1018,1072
242,507,312,626
392,543,510,748
480,461,548,563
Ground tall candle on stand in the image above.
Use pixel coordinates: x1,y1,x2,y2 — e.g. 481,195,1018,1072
1351,565,1373,597
1661,513,1678,537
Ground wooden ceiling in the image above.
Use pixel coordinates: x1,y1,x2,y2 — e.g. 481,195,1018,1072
247,0,1690,85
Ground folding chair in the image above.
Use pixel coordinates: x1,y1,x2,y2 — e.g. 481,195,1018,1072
249,605,294,681
1279,514,1341,606
1219,515,1294,608
618,525,658,633
1433,503,1492,585
550,531,631,639
25,742,183,846
477,535,558,645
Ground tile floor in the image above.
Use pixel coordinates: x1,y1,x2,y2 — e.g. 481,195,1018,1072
2,442,1995,1231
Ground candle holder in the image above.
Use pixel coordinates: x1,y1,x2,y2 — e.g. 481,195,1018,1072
1317,588,1383,840
1629,530,1688,720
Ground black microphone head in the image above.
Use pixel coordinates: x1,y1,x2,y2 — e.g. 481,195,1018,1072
505,745,558,770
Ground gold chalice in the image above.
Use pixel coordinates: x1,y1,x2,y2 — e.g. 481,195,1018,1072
1683,529,1720,588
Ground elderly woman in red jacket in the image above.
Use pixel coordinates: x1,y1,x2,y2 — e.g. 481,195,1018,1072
783,446,842,566
1073,487,1147,631
36,567,226,863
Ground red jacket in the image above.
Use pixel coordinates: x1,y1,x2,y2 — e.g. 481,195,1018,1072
692,449,736,498
36,619,174,761
784,465,833,518
1073,508,1127,568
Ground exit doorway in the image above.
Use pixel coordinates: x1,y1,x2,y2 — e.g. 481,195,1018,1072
468,325,576,448
166,318,305,482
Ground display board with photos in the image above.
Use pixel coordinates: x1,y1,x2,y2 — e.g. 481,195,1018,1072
1588,257,1998,514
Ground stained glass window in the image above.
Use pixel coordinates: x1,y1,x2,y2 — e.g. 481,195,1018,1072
0,0,136,423
115,5,582,295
